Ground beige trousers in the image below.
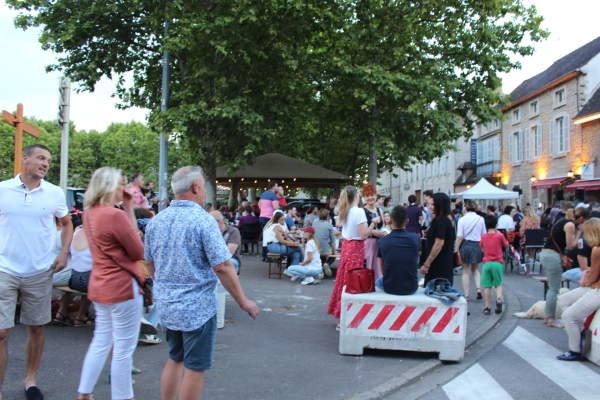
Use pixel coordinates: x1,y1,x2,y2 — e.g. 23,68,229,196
558,287,600,352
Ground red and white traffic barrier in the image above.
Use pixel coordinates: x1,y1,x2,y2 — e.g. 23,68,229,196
585,310,600,366
339,287,467,361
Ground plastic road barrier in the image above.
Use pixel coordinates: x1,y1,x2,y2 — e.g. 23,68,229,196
339,287,467,361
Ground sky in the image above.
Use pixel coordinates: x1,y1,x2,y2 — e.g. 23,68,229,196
1,0,599,132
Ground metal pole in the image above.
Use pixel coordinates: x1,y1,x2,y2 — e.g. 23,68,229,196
59,78,71,194
158,16,170,211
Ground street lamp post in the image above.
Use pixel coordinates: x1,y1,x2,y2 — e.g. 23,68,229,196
158,16,170,212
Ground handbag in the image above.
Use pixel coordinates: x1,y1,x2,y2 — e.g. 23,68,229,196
549,224,573,271
84,211,154,311
345,268,375,294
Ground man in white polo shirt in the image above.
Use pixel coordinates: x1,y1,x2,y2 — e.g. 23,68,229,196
0,144,72,400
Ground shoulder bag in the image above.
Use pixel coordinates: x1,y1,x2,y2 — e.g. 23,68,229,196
549,223,573,271
345,267,375,294
84,211,154,311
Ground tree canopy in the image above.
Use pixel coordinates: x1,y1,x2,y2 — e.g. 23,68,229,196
8,0,547,198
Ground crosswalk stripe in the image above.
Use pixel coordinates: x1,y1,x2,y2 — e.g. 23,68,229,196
442,363,514,400
503,326,598,400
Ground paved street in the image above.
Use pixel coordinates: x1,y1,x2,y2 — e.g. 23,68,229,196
2,253,487,400
384,270,600,400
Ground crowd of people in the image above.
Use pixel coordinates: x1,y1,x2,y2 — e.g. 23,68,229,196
1,143,599,400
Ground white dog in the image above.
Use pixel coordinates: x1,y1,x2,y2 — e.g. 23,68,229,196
513,288,570,319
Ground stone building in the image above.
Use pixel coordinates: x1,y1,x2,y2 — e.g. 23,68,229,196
501,36,600,209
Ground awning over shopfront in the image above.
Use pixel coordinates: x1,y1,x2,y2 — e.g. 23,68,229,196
566,179,600,191
531,177,568,190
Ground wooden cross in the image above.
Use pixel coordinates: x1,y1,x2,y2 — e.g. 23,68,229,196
2,103,40,176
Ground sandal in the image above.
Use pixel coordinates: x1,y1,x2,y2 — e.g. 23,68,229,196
476,289,482,300
74,317,95,327
53,311,73,326
484,307,491,315
495,299,503,314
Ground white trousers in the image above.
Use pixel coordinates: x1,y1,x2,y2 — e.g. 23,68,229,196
78,279,142,399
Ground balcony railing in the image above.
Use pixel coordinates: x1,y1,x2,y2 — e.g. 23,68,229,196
475,160,501,178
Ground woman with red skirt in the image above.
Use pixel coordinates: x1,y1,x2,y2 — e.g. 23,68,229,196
327,185,381,330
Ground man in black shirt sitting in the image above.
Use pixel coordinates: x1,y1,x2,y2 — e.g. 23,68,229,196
376,206,421,295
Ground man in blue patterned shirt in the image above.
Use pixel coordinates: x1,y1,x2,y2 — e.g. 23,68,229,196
144,166,259,400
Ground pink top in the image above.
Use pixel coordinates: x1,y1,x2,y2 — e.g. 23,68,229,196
130,186,146,208
480,232,508,263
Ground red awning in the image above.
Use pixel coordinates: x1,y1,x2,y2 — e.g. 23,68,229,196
531,177,568,190
566,179,600,192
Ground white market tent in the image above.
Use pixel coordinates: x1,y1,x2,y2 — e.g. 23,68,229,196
454,178,519,200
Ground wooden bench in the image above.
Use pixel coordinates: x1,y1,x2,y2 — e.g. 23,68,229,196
54,285,87,297
267,253,283,279
533,277,570,300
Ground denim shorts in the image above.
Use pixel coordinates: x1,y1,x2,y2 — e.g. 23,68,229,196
166,315,217,371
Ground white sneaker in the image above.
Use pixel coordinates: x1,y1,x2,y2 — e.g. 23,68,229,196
290,275,299,282
318,272,325,280
323,263,332,276
301,276,315,285
282,268,292,277
313,277,321,284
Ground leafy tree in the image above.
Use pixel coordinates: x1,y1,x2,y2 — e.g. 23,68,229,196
8,0,547,193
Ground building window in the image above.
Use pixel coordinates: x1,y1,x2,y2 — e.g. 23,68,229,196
509,131,523,164
494,119,499,129
530,124,542,159
512,109,521,124
554,88,566,107
530,100,539,116
426,164,431,178
549,115,570,155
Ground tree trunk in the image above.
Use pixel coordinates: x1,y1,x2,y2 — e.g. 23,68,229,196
368,134,377,184
228,180,238,208
204,165,217,206
249,187,257,202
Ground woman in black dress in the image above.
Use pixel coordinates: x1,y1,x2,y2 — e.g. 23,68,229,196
420,193,456,285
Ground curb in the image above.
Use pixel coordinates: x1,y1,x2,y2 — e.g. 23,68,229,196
349,285,520,400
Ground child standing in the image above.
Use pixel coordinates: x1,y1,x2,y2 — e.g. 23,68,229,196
479,215,509,315
288,226,324,285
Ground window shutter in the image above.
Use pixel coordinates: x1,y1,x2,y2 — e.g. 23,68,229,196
537,124,542,157
524,128,530,161
509,134,514,163
447,156,451,175
564,115,570,152
549,120,555,155
517,131,523,162
440,156,445,175
477,143,483,165
493,137,499,160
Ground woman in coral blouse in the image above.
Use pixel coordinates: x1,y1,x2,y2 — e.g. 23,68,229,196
77,168,147,400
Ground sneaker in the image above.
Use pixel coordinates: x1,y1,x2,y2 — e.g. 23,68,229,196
290,275,300,282
556,351,584,361
282,268,292,277
301,276,315,285
323,263,332,276
313,277,321,284
318,272,325,280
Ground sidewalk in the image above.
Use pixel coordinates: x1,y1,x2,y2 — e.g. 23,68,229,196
2,256,503,400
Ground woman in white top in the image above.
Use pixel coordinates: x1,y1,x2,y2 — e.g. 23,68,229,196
53,224,94,326
287,226,323,285
455,200,487,300
327,186,381,330
264,210,303,266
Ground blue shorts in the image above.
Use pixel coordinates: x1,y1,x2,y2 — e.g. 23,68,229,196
166,315,217,371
